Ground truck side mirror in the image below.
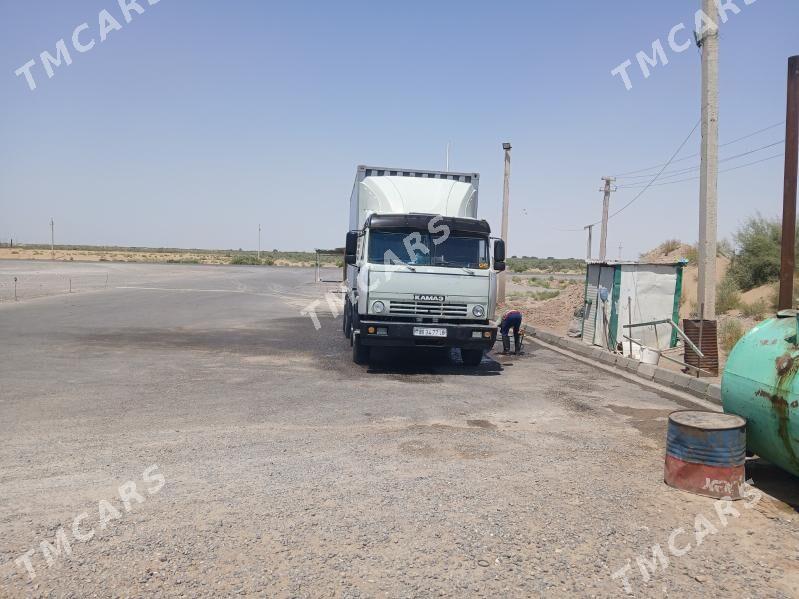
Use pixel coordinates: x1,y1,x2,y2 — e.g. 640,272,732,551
494,261,506,272
493,239,506,263
345,231,358,265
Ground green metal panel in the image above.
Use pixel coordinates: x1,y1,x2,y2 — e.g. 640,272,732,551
670,265,684,348
722,314,799,477
608,266,622,350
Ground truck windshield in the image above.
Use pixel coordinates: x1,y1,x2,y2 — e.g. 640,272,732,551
433,235,489,269
368,230,489,269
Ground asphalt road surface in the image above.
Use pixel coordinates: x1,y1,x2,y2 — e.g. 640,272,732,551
0,262,797,598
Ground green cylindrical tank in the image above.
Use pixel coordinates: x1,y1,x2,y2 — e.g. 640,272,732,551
722,311,799,477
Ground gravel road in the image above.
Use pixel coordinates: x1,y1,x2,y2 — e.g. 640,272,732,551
0,262,796,597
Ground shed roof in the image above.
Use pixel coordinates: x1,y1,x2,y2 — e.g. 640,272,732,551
586,260,688,267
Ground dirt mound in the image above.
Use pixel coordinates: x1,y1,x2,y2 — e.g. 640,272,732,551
639,242,695,264
741,282,777,305
502,283,584,335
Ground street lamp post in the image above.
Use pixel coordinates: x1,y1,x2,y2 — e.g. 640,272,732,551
497,142,512,305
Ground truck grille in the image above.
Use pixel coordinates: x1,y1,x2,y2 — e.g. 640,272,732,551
389,301,468,317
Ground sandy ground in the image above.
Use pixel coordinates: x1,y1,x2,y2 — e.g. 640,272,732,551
0,248,338,269
503,283,584,336
0,247,232,265
0,262,797,597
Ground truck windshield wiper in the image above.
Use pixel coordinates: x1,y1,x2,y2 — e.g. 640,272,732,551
433,260,476,272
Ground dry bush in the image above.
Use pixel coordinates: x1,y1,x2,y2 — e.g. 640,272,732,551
719,319,744,353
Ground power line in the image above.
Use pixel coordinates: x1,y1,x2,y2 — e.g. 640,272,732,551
594,119,701,225
611,121,785,177
555,120,701,233
616,139,786,185
613,152,785,190
555,120,786,233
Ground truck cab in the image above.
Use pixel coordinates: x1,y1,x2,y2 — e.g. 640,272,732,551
342,166,505,366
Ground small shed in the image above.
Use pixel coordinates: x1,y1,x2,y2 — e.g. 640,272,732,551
581,261,685,354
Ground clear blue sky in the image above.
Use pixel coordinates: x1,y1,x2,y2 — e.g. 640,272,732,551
1,1,797,258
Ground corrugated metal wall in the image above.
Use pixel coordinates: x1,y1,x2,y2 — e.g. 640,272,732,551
582,264,618,349
582,265,600,345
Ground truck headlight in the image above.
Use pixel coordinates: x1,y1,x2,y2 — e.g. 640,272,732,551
372,301,386,314
472,305,485,318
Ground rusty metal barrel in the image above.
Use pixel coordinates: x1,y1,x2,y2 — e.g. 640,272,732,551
683,319,720,376
664,410,747,499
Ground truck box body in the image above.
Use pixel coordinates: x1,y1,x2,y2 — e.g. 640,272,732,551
349,165,479,231
343,165,500,367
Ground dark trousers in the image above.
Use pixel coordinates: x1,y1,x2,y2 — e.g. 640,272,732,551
501,313,522,353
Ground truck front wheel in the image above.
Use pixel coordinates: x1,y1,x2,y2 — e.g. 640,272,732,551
352,333,370,365
460,348,484,367
343,299,351,339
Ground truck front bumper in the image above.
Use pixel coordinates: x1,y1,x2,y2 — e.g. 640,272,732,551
357,320,497,349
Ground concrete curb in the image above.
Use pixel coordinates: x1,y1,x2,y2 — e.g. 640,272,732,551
524,325,722,406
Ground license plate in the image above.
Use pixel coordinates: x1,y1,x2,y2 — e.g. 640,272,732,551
413,327,447,338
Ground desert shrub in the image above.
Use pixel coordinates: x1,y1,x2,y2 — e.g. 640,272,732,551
262,257,275,266
505,257,586,274
510,262,527,273
661,239,681,255
739,299,769,320
727,215,799,290
684,245,698,265
531,290,560,301
717,239,734,258
719,319,744,353
716,274,741,313
230,255,262,265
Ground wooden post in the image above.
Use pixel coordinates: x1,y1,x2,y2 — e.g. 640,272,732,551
628,296,633,358
779,56,799,310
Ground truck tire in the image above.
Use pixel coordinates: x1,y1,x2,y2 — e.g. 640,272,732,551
460,348,484,367
342,299,351,339
349,305,359,346
352,333,370,365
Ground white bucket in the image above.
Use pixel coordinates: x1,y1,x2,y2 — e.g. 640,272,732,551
641,347,661,365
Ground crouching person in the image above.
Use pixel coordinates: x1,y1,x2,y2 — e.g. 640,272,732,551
500,309,523,355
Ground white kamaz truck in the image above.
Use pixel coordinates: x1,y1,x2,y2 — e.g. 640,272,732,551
343,165,506,366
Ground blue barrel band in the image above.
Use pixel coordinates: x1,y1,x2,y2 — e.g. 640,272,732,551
666,421,747,467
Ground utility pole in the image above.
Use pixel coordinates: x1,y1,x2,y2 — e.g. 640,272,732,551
618,242,623,261
599,177,616,261
584,225,594,261
779,55,799,310
258,224,262,261
697,0,720,320
445,142,451,172
497,142,512,305
49,218,55,260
